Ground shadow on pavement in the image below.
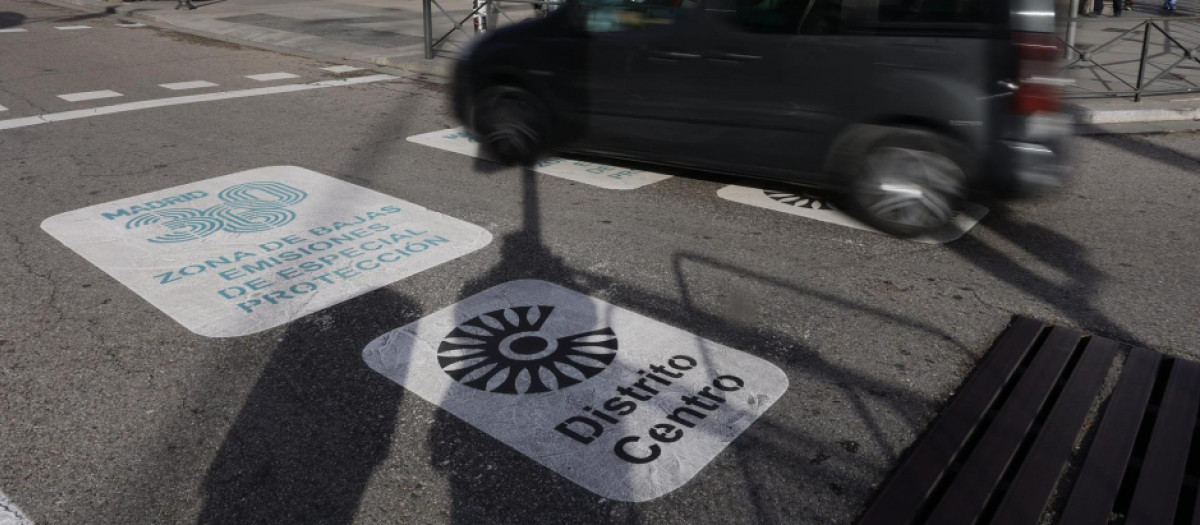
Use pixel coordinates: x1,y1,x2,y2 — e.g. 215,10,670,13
1093,132,1200,173
949,207,1142,345
197,289,422,524
428,168,632,522
50,10,117,23
0,12,25,28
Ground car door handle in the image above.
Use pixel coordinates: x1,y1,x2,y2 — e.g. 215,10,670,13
709,52,763,62
648,50,702,61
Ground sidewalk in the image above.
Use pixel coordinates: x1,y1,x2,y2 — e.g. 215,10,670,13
37,0,1200,130
1062,0,1200,130
41,0,529,76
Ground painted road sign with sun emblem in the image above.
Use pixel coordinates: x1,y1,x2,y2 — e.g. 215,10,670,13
363,279,789,501
437,305,619,394
717,184,987,244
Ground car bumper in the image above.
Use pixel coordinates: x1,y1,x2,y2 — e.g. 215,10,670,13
993,113,1073,198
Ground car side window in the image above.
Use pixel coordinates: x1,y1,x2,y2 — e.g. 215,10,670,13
706,0,806,34
877,0,989,24
798,0,842,34
580,0,700,32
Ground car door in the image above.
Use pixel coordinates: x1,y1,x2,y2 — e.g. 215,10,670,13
694,0,869,180
571,0,713,159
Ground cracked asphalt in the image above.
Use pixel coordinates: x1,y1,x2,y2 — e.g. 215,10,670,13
1,0,1199,522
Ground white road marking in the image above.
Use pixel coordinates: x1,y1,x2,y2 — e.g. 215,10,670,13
55,25,92,30
0,489,32,525
364,279,788,501
407,128,673,190
246,72,300,82
159,80,219,91
0,105,7,112
0,74,398,131
42,166,493,337
0,28,28,33
116,22,147,27
58,90,123,102
321,65,362,73
716,184,988,244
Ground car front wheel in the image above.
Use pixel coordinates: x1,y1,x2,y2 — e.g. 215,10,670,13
470,85,549,167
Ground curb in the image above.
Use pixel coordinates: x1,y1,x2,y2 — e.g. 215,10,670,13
374,54,455,78
1068,102,1200,125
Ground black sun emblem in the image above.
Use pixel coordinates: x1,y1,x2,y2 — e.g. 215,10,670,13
437,306,619,394
764,189,836,210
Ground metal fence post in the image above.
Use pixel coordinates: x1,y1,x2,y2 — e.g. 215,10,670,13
423,0,434,59
1134,22,1152,102
474,0,487,33
1067,0,1079,60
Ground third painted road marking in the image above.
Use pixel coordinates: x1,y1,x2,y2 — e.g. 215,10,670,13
717,184,988,244
58,90,123,102
246,72,300,82
159,81,219,91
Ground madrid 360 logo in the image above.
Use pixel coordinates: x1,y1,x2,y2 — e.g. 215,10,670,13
437,306,619,394
116,182,308,244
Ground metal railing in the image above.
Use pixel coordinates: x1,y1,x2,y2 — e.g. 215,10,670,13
1059,15,1200,100
422,0,564,59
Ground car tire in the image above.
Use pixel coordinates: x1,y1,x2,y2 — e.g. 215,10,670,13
470,85,549,167
841,129,970,239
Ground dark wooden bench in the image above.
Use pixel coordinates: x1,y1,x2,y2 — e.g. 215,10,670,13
859,316,1199,525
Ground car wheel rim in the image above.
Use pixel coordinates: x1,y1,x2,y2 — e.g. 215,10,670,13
479,93,540,161
858,147,964,230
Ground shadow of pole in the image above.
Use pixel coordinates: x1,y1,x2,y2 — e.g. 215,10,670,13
196,290,422,524
427,167,639,522
193,81,433,523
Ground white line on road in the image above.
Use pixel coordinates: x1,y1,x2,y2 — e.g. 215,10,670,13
0,489,32,525
58,90,123,102
246,72,300,81
54,25,92,30
0,28,28,33
0,105,7,112
0,74,398,131
160,80,219,90
321,65,362,73
116,22,147,28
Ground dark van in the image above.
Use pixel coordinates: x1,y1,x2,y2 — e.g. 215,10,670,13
452,0,1070,237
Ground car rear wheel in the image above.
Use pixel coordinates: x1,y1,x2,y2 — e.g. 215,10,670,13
843,130,969,239
471,85,549,166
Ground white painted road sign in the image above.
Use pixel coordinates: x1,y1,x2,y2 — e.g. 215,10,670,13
363,279,788,501
717,185,988,244
42,166,493,337
407,129,673,190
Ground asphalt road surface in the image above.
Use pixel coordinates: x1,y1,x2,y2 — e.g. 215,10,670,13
1,0,1198,522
